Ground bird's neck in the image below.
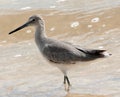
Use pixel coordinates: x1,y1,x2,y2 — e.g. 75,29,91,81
35,21,47,48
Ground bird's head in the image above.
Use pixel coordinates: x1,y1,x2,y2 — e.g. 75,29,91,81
9,15,44,34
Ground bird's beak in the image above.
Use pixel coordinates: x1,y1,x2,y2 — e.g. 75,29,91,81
9,20,32,35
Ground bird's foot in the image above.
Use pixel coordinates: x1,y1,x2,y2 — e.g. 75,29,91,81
64,83,71,92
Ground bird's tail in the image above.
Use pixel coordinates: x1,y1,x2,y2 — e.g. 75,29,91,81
86,49,112,57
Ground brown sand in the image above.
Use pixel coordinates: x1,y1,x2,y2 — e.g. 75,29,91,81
64,93,109,97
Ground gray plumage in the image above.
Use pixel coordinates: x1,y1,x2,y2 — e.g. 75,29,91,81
9,15,111,91
40,38,105,64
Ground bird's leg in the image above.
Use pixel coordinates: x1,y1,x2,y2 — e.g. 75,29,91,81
66,76,71,87
64,75,71,91
64,75,66,84
64,75,67,91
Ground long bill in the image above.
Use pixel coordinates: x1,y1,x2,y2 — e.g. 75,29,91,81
9,20,32,35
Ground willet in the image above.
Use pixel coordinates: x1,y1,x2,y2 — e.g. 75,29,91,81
9,15,111,91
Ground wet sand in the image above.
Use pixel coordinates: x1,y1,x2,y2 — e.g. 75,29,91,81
0,7,120,44
0,2,120,97
65,93,109,97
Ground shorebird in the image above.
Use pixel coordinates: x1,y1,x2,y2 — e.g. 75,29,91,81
9,15,111,91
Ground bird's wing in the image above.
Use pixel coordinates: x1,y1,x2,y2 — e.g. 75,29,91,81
42,39,109,64
42,43,82,63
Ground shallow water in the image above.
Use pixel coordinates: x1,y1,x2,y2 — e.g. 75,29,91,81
0,0,120,97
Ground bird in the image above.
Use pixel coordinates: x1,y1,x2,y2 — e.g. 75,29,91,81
9,15,111,91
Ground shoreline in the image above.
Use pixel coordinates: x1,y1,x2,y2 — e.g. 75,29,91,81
0,7,119,45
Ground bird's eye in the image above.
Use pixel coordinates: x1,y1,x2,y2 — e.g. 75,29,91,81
32,19,35,21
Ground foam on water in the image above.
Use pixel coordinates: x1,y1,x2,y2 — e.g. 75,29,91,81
56,0,66,3
102,24,106,27
50,6,56,9
26,30,32,34
14,54,22,58
20,7,31,10
88,25,93,28
50,27,55,31
70,21,79,28
1,40,7,43
91,17,100,23
98,46,104,49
